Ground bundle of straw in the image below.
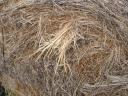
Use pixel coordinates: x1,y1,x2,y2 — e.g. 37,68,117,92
0,0,128,96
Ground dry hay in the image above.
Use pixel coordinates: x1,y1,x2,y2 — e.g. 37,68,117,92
0,0,128,96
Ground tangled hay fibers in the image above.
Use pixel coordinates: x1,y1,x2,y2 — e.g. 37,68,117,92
0,0,128,96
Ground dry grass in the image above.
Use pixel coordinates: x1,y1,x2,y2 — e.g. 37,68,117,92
0,0,128,96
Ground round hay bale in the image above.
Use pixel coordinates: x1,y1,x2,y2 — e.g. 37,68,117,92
0,0,128,96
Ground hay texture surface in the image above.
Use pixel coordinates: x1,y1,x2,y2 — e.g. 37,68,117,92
0,0,128,96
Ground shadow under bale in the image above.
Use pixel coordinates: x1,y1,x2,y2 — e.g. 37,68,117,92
0,82,6,96
0,0,128,96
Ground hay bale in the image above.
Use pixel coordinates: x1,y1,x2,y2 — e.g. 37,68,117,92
0,0,128,96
